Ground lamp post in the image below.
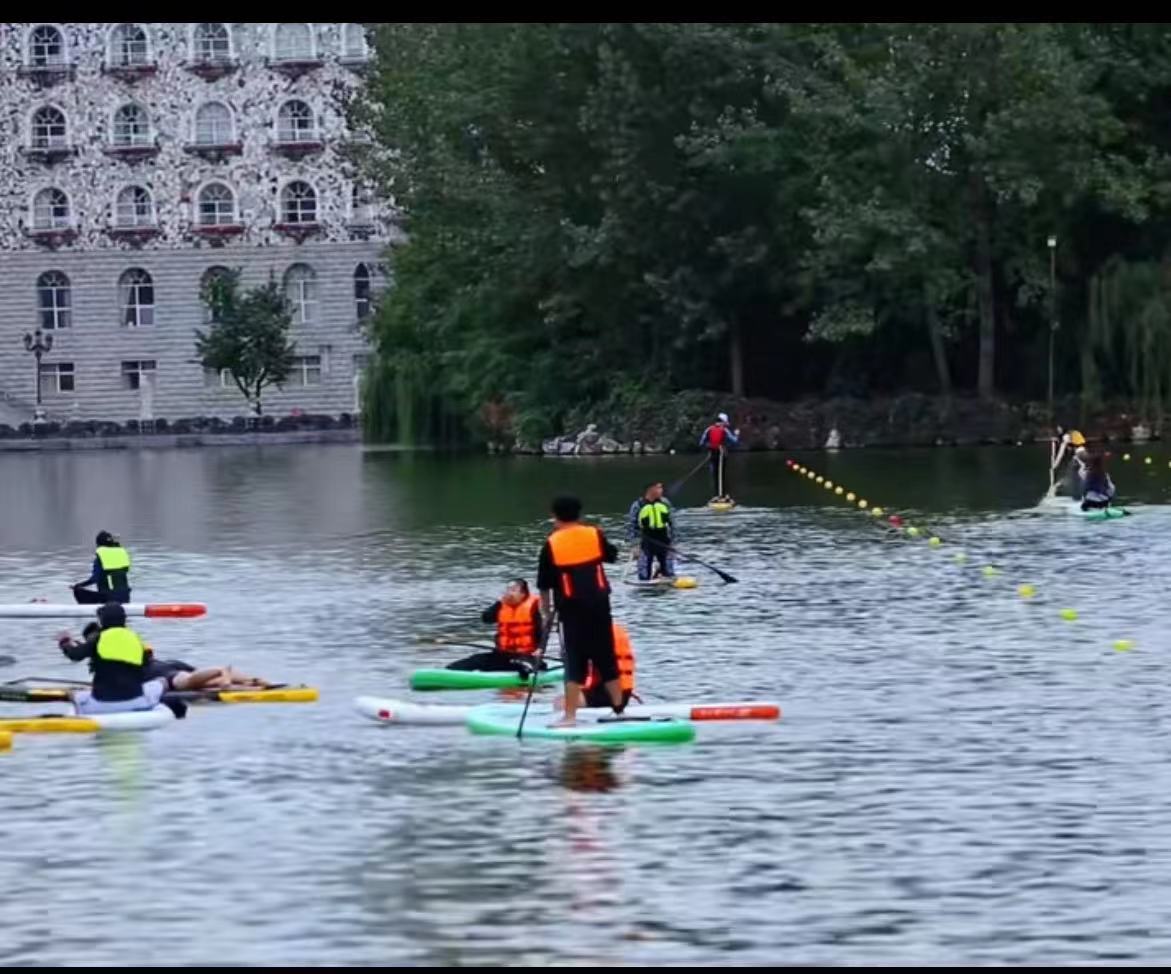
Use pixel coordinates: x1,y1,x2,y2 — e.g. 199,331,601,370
23,328,53,423
1047,235,1058,418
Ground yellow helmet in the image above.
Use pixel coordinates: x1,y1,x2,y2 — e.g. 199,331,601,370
1069,430,1086,446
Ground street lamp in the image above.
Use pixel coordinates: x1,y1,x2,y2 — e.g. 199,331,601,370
22,328,53,423
1047,235,1058,418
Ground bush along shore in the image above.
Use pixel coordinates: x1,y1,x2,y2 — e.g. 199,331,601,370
1,413,358,442
490,394,1163,456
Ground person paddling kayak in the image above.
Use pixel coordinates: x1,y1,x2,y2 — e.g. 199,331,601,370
446,578,547,673
72,530,131,605
60,620,268,692
699,413,739,502
626,482,676,580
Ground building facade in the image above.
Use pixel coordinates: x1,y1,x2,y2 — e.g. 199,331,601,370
0,23,395,424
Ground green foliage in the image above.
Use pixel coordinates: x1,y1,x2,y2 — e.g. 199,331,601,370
195,271,296,417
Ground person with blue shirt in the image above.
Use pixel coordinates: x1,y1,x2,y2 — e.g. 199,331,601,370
698,412,740,501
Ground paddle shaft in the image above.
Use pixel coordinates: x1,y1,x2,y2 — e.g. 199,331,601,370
640,536,738,584
667,455,710,499
516,608,559,739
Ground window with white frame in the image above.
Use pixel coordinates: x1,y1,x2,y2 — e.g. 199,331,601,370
29,25,65,67
280,181,317,224
109,24,149,67
32,188,70,230
290,355,322,386
354,264,373,320
112,104,150,146
119,268,155,327
192,23,231,63
194,102,233,145
283,264,317,325
274,23,313,61
351,184,374,223
342,24,368,60
37,271,71,330
115,185,154,227
40,362,75,396
276,100,316,143
30,106,67,149
197,182,236,226
121,360,157,391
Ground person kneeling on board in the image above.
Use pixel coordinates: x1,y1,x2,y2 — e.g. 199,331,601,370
627,482,676,581
583,623,637,710
447,578,547,674
1080,452,1117,511
60,621,268,692
538,495,623,725
72,531,132,605
56,602,178,717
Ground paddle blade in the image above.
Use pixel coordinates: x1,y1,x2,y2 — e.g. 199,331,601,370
143,603,207,619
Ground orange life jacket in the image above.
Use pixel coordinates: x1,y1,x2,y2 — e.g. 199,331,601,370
496,595,540,654
583,623,636,694
547,523,609,601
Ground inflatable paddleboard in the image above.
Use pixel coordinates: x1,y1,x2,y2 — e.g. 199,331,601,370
0,706,175,734
356,696,781,727
622,576,698,590
706,498,736,511
465,704,695,744
1075,504,1128,520
409,667,561,692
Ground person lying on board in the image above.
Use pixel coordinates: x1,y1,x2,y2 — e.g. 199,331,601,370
446,578,548,674
59,621,270,692
56,602,175,716
72,531,132,605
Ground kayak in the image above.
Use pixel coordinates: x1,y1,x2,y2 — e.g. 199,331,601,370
465,704,696,744
0,603,206,620
355,695,781,727
409,667,562,692
622,576,698,590
0,707,175,734
706,499,736,511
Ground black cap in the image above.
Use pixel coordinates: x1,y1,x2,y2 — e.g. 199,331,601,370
551,496,582,521
98,602,126,629
95,531,115,547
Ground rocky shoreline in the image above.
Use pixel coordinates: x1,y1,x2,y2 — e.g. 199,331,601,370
493,394,1161,456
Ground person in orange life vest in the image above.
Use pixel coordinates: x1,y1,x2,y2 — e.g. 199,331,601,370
699,412,740,500
446,578,546,672
582,623,637,709
537,495,621,724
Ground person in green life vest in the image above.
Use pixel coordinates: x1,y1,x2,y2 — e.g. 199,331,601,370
633,482,676,581
72,530,132,605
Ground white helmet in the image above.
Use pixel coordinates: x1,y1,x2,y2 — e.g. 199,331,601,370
717,412,729,423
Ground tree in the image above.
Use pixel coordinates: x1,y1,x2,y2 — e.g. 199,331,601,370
195,271,297,417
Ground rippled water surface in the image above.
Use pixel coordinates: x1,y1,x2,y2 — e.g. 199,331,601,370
2,444,1171,964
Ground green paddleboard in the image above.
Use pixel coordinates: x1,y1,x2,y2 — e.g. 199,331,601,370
465,704,696,744
1079,506,1128,521
410,667,562,692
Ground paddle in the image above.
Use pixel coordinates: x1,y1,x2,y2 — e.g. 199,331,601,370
422,640,499,653
2,676,89,687
641,536,738,584
666,455,709,499
516,608,559,740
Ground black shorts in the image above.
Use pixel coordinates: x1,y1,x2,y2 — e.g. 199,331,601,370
559,604,617,685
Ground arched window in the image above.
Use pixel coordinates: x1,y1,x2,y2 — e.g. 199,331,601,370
115,186,154,227
274,23,313,61
119,268,155,327
354,264,374,320
197,182,236,226
195,102,233,145
192,23,231,63
280,181,317,224
37,271,71,330
32,188,70,230
109,24,149,67
112,104,150,146
276,100,316,143
200,266,231,324
30,106,67,148
283,264,317,324
342,24,368,60
28,25,65,67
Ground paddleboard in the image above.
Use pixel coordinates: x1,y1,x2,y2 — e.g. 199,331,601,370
0,706,175,734
0,730,11,751
1075,504,1128,520
622,576,698,590
409,667,562,692
356,696,781,727
706,499,736,511
0,603,206,620
466,703,695,744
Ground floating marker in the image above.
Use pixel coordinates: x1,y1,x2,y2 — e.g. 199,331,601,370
906,526,920,537
835,486,844,495
807,471,816,480
1060,608,1078,621
816,476,824,484
824,481,834,490
1113,639,1134,652
954,552,968,564
1146,456,1153,465
846,492,856,502
982,565,1001,577
1017,583,1036,599
929,537,942,547
1123,453,1131,461
858,499,869,509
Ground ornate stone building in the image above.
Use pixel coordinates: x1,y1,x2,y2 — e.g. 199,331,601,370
0,23,394,424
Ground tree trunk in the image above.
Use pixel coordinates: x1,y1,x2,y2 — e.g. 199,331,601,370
729,320,745,397
972,180,997,399
924,284,952,398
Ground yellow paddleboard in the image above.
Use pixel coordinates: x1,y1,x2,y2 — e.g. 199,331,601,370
0,730,12,750
706,499,736,511
215,687,319,704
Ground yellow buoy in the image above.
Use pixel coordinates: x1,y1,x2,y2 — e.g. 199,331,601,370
928,536,942,547
906,526,920,537
846,492,856,502
982,565,1001,577
672,576,699,589
954,552,967,564
871,506,884,517
1017,583,1035,599
1145,456,1153,465
835,486,844,495
1123,453,1131,461
858,499,868,509
1113,639,1134,652
1060,608,1078,621
824,480,834,490
815,476,824,484
807,471,816,480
